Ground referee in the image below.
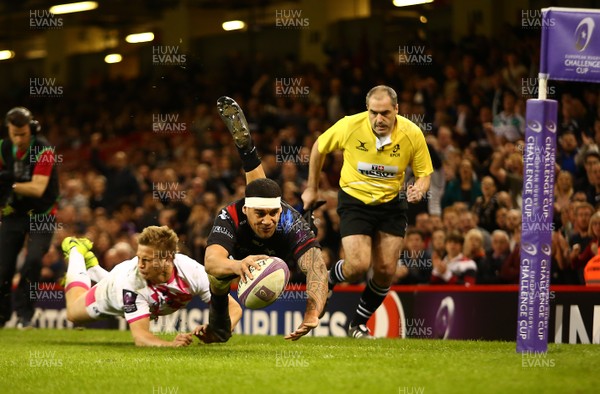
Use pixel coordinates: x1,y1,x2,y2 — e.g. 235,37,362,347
302,85,433,338
0,107,59,329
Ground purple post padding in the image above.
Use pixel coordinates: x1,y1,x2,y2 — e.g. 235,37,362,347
541,7,600,82
517,99,557,353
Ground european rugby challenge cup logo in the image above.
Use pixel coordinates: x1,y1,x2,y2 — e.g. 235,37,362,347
575,17,594,51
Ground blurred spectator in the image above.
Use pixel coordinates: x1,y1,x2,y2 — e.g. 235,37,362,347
103,241,135,272
585,162,600,209
505,209,522,249
327,78,345,123
90,133,142,213
442,206,459,230
282,181,303,212
560,95,588,136
575,150,600,192
428,229,446,259
500,52,528,94
59,178,89,213
414,212,432,248
570,211,600,284
441,159,482,208
89,175,108,211
490,150,524,209
431,231,477,285
499,227,521,284
186,204,213,263
471,176,501,233
459,211,492,251
463,229,486,268
557,131,580,176
478,230,511,284
394,229,432,285
492,90,525,144
569,203,594,255
40,246,64,283
495,206,509,232
552,229,571,284
554,171,574,220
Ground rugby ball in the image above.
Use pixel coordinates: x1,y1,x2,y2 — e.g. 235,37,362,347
237,257,290,309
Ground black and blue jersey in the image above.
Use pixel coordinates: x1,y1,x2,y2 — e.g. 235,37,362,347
206,199,319,271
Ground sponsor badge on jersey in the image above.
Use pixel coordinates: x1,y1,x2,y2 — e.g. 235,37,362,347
123,289,138,313
357,162,398,178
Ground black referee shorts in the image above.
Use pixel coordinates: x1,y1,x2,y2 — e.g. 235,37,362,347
337,189,408,238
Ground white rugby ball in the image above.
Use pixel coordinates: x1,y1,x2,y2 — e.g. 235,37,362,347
237,257,290,309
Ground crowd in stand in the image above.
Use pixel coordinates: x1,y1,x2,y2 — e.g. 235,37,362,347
6,26,600,287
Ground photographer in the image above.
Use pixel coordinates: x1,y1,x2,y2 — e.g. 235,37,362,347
0,107,59,329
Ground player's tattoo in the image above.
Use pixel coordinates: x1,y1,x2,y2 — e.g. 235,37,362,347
298,247,328,315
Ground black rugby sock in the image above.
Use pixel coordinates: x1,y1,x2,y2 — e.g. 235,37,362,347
210,292,229,314
328,259,345,290
238,145,261,172
351,278,390,326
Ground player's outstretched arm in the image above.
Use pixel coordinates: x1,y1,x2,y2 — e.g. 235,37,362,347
285,247,327,341
301,140,326,210
205,244,268,284
129,317,193,347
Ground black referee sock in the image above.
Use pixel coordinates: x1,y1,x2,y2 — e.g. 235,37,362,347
351,278,390,327
328,259,345,290
238,145,261,172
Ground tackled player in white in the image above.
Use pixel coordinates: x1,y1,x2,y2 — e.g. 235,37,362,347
62,226,242,346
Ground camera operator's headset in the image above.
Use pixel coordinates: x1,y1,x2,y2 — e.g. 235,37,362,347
4,107,41,136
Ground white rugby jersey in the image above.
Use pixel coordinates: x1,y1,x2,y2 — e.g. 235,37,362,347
89,253,211,323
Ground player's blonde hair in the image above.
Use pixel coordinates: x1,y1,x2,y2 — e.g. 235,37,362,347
137,226,178,257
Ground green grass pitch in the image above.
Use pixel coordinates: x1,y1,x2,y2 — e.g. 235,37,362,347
0,329,599,394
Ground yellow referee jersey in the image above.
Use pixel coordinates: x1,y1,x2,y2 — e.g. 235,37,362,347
318,111,433,205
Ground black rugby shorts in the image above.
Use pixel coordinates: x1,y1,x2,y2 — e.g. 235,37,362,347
337,189,408,238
